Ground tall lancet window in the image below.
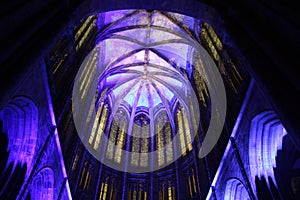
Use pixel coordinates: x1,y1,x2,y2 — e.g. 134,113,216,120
98,174,118,200
106,109,128,164
159,179,176,200
156,110,174,167
176,105,193,156
79,161,93,193
200,22,244,95
88,102,109,150
127,177,149,200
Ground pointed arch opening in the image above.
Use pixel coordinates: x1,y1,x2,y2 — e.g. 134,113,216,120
249,110,287,197
0,96,38,198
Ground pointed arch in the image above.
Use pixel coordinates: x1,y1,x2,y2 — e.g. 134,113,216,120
249,110,287,191
29,167,54,200
0,96,38,175
224,178,250,200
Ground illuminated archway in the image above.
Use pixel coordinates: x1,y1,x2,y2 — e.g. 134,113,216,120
249,111,287,192
29,167,54,200
224,178,250,200
0,96,38,198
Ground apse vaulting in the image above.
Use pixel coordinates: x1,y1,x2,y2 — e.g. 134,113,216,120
71,9,226,173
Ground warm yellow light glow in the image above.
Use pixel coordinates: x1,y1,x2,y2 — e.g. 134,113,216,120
168,187,172,200
115,120,125,163
192,174,197,193
103,183,108,200
71,151,79,171
109,185,113,200
79,166,86,187
192,68,208,107
157,123,165,166
99,183,104,200
89,103,103,145
133,190,137,200
177,111,186,156
94,105,108,150
80,53,98,99
52,59,64,75
76,18,97,51
189,175,194,197
75,15,95,41
131,137,139,166
182,109,192,151
165,122,174,162
141,138,148,167
201,28,219,61
84,171,91,191
106,117,118,160
203,23,223,51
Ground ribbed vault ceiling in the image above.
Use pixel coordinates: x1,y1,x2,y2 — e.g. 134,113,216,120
96,10,199,137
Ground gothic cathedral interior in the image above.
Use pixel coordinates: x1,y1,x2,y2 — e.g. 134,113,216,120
0,0,299,200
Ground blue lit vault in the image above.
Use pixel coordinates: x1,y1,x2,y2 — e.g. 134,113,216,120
71,9,226,172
